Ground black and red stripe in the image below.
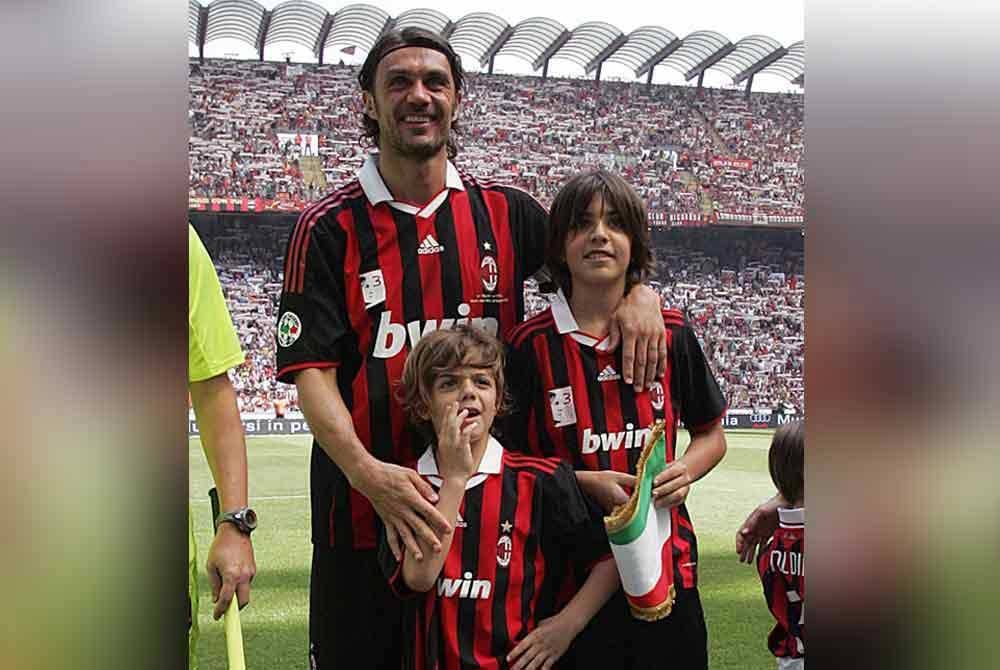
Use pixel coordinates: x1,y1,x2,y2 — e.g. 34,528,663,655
507,308,726,594
759,522,805,659
385,452,598,670
276,177,548,551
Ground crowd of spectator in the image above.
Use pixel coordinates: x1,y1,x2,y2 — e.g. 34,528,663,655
194,220,804,418
649,229,805,414
199,220,296,416
189,59,804,221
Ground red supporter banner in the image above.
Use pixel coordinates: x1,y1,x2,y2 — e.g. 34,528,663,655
711,156,753,170
646,211,715,228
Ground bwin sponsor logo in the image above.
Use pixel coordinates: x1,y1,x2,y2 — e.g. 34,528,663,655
372,303,499,359
581,423,651,454
437,572,492,599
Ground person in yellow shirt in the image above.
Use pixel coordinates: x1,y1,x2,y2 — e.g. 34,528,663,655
189,224,257,668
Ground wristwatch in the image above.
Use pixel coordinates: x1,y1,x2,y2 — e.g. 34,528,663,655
215,507,258,535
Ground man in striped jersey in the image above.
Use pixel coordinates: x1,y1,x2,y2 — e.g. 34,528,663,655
274,28,667,669
504,171,728,669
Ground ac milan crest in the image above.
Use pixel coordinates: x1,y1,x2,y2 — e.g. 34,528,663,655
480,255,498,293
496,535,512,568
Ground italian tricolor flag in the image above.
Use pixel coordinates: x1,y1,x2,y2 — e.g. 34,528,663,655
604,420,676,621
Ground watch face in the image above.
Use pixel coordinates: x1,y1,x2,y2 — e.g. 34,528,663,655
242,508,258,530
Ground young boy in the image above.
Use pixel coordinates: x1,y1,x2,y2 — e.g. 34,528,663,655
757,420,805,670
504,170,728,669
379,325,620,670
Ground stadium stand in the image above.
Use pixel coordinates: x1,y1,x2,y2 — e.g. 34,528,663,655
194,219,804,417
189,60,804,224
186,2,805,419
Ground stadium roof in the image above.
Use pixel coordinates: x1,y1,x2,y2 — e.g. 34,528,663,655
189,0,804,89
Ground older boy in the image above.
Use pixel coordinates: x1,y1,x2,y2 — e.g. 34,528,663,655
505,171,728,669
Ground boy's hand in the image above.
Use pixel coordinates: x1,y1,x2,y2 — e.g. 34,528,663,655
652,460,691,509
507,613,579,670
436,402,476,482
577,470,635,514
736,495,783,564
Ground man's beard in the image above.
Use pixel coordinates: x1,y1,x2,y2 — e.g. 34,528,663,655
387,128,449,160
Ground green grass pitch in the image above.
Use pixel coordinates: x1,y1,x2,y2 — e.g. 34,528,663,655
190,429,779,669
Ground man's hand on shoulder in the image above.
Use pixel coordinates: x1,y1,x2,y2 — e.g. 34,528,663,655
607,284,667,392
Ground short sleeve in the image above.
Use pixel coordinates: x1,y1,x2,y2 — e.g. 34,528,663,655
188,225,244,383
542,462,611,570
505,187,549,281
275,209,357,384
669,323,727,431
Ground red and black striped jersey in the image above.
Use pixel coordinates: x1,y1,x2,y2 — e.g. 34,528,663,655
275,156,548,549
503,291,726,590
758,507,805,659
378,438,610,670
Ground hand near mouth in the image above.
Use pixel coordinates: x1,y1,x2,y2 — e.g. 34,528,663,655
436,402,476,482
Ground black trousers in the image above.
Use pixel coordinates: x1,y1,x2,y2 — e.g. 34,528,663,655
568,587,709,670
309,546,403,670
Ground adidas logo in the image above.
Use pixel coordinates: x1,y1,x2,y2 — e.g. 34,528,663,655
418,234,443,255
597,365,620,382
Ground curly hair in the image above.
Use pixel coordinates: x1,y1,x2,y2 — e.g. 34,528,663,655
397,325,510,444
357,27,464,159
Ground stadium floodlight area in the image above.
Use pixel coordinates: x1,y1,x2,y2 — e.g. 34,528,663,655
188,0,804,93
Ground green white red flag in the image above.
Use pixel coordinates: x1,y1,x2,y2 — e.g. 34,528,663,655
604,421,676,621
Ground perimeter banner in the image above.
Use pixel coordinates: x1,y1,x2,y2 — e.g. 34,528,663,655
187,411,800,436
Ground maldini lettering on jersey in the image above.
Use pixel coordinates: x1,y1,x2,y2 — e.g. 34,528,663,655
372,303,499,359
437,572,492,600
581,423,651,454
770,550,804,577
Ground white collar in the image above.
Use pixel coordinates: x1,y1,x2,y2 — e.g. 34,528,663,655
777,507,805,527
548,288,612,351
416,435,503,490
357,153,464,218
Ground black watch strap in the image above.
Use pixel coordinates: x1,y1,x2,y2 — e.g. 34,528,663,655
215,507,257,535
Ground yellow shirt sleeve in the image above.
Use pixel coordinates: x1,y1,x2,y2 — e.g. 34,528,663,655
188,224,245,382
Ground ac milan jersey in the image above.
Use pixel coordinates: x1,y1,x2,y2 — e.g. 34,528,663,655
758,507,805,659
378,438,610,670
275,156,548,549
504,292,726,590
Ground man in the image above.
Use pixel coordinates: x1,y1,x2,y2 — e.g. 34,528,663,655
275,28,666,669
189,224,257,669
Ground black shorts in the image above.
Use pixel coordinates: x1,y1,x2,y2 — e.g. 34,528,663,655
309,545,402,670
568,587,708,670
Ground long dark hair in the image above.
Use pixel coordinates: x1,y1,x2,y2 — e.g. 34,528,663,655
546,170,653,297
